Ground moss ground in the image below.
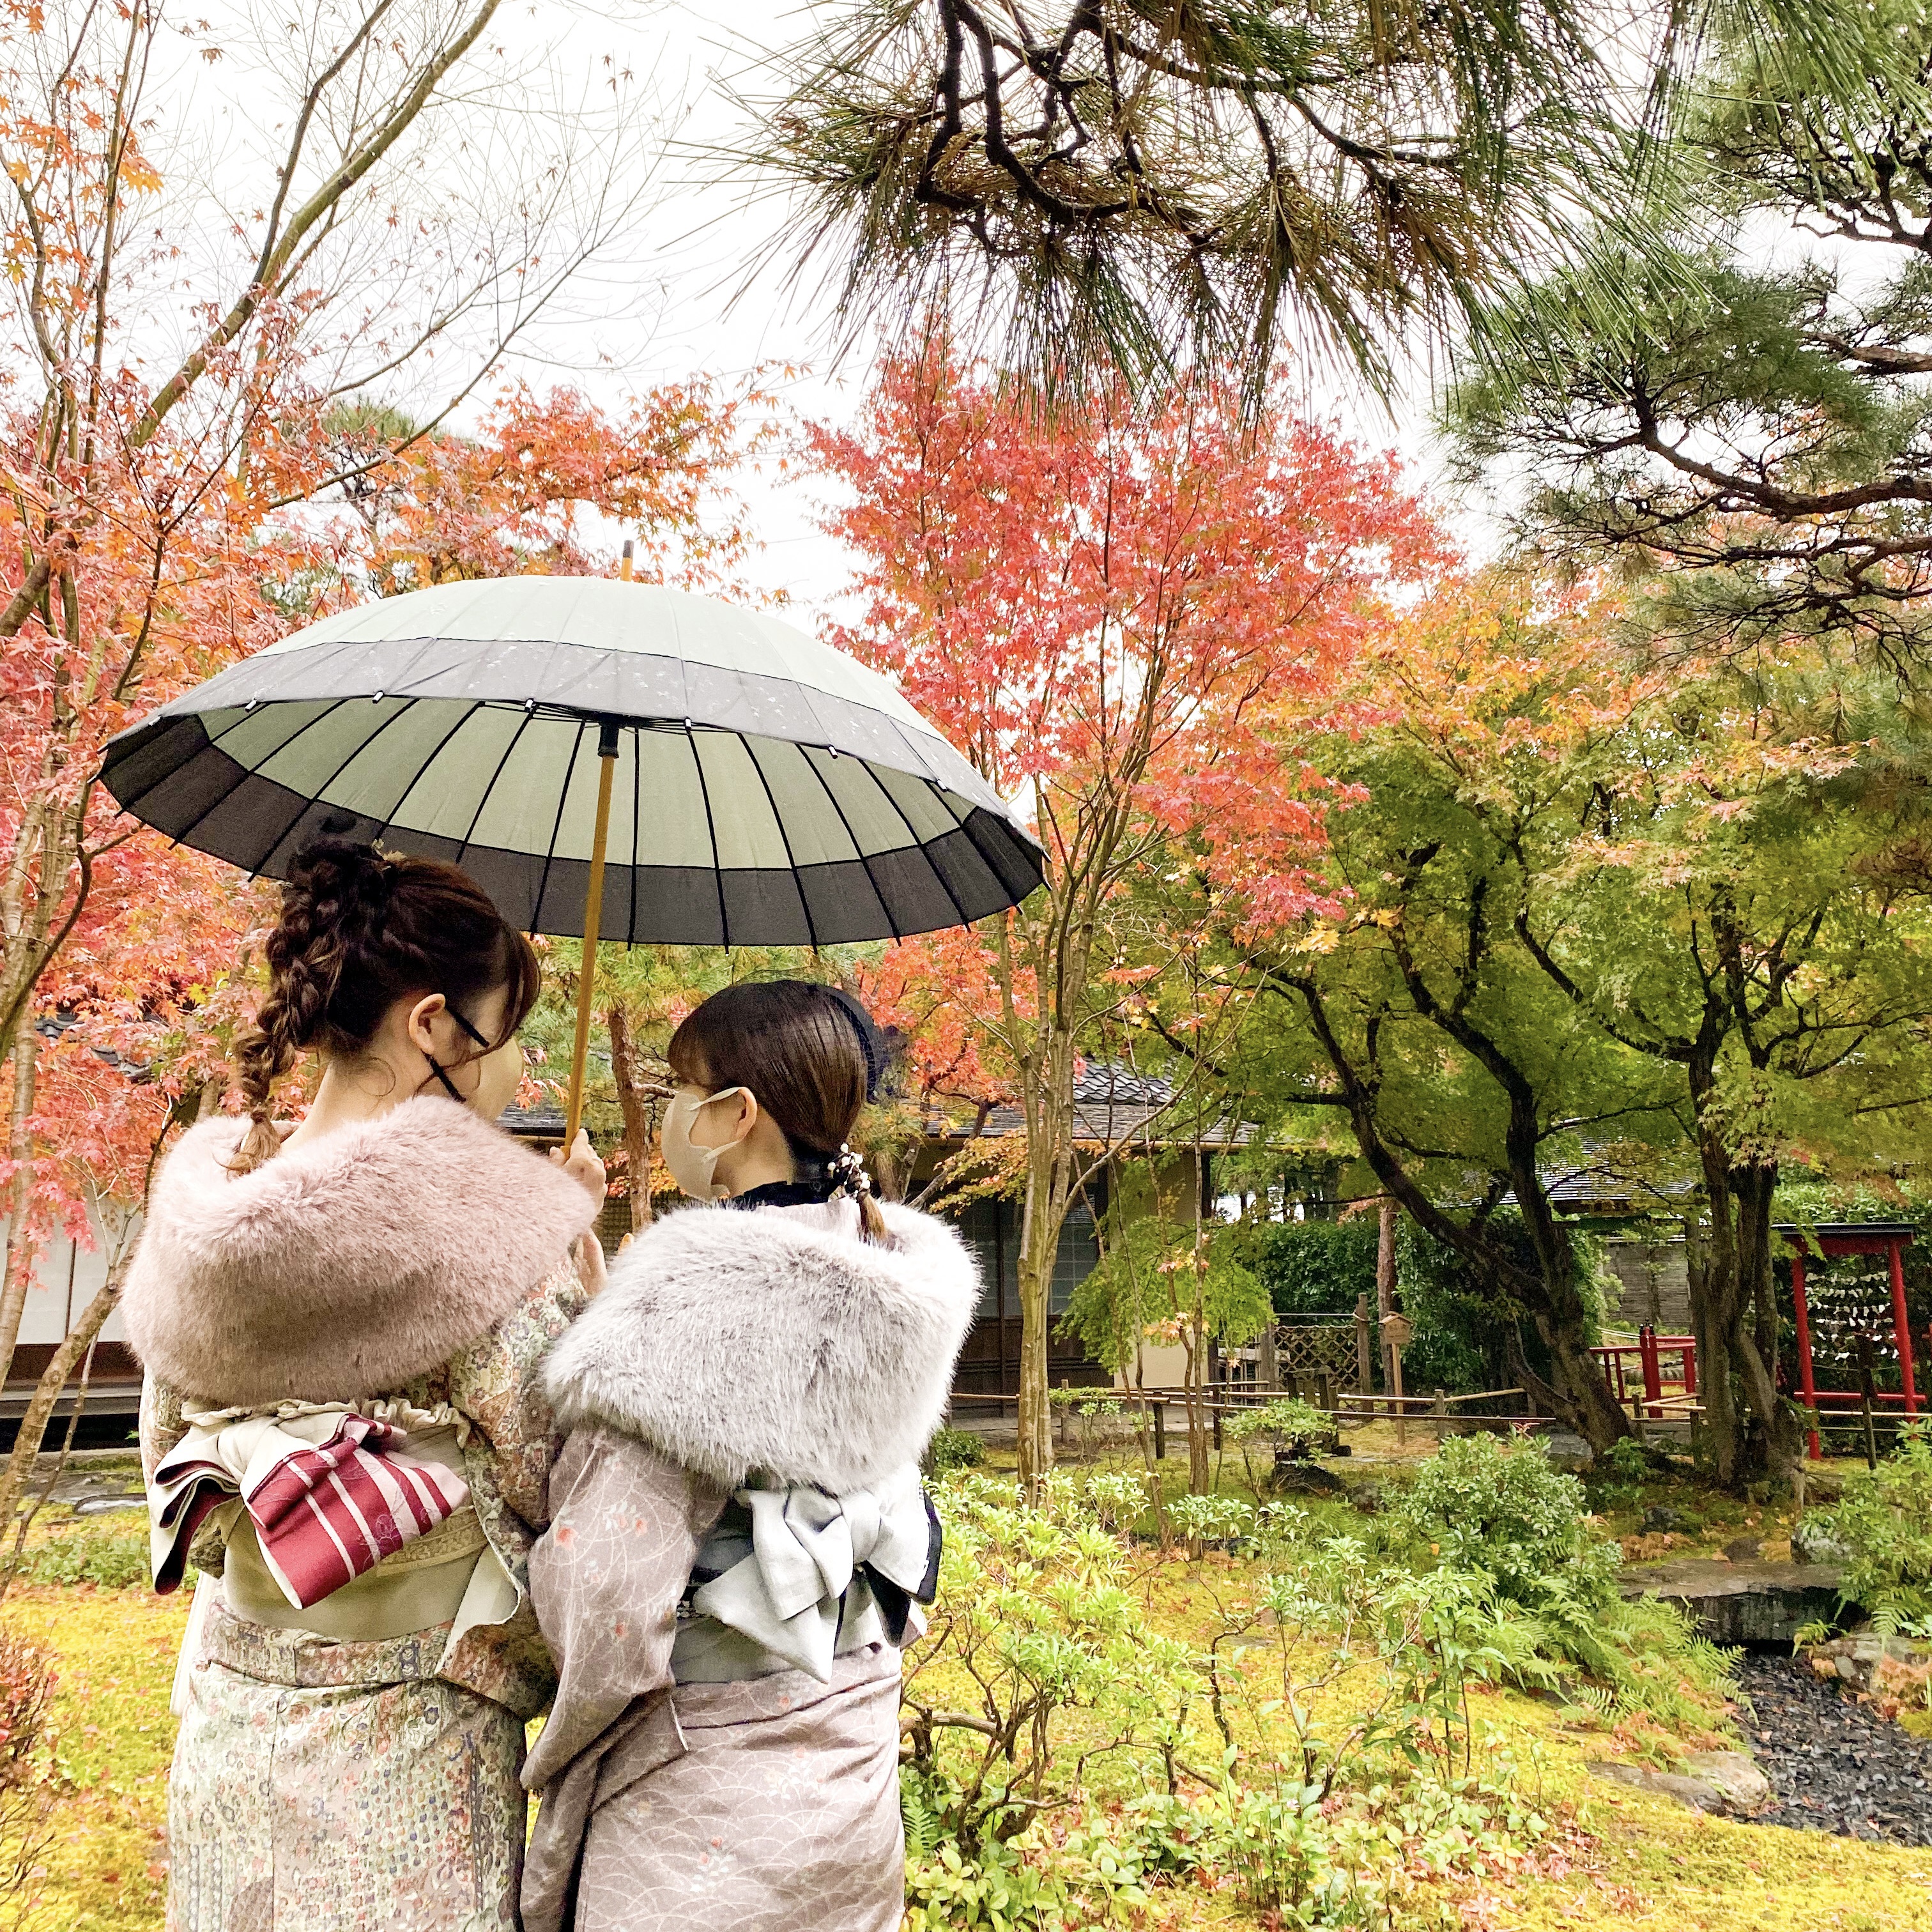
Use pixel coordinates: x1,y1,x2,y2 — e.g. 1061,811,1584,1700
6,1455,1928,1931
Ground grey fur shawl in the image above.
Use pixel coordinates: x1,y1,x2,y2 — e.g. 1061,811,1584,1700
123,1096,597,1406
542,1200,980,1493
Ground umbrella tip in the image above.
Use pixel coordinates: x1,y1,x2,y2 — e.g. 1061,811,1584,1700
619,539,634,583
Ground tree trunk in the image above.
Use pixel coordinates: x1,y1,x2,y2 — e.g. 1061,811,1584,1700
0,1016,38,1388
1687,1145,1795,1489
606,1004,655,1234
1014,1188,1056,1490
1376,1196,1398,1392
0,1263,121,1563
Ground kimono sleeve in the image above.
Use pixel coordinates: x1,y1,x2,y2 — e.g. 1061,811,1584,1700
139,1374,188,1485
442,1256,588,1533
520,1427,728,1793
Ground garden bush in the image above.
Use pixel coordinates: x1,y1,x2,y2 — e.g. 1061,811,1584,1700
11,1522,150,1591
902,1471,1575,1928
1386,1435,1728,1723
1814,1423,1932,1629
924,1427,988,1476
0,1632,54,1910
1245,1216,1378,1317
1389,1433,1620,1610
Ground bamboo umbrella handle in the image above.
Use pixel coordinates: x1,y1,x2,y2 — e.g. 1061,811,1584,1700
564,719,620,1146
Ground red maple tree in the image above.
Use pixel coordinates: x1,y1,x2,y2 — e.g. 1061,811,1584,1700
813,352,1446,1483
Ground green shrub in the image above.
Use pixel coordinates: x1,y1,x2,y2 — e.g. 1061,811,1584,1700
1245,1218,1378,1317
1817,1423,1932,1628
1384,1436,1728,1723
925,1427,988,1476
1389,1434,1620,1611
12,1522,151,1591
1226,1397,1340,1461
907,1473,1565,1929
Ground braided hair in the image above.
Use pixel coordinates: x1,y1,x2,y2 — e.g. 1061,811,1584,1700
229,840,540,1174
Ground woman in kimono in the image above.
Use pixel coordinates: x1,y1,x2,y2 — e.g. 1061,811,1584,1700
520,979,979,1932
125,839,608,1932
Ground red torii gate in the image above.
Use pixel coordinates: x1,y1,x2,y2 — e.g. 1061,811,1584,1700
1777,1222,1920,1461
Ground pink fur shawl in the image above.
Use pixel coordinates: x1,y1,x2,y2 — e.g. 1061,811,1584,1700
123,1096,598,1406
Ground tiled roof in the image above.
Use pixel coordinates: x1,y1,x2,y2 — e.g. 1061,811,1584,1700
927,1064,1257,1150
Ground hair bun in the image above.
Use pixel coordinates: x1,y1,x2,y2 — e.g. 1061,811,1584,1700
288,838,397,919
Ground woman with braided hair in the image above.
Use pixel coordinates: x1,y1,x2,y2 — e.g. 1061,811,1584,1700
518,980,980,1932
123,838,608,1932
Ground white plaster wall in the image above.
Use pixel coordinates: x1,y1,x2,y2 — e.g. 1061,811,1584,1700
3,1203,135,1343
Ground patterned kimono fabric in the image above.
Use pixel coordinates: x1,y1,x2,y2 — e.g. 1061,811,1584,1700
519,1197,980,1932
124,1098,599,1932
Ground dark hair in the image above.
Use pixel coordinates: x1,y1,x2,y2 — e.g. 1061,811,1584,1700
230,840,539,1172
666,979,887,1239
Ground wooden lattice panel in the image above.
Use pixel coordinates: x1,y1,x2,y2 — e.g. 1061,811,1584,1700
1275,1324,1358,1382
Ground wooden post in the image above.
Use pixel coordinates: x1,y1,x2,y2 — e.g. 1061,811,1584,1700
1888,1238,1918,1416
1792,1247,1821,1462
1258,1320,1279,1390
1376,1197,1399,1393
1381,1310,1414,1449
1430,1390,1448,1445
1857,1333,1880,1470
1354,1292,1373,1395
1153,1401,1167,1461
1639,1324,1663,1419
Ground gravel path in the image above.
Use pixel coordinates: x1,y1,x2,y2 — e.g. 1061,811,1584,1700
1734,1650,1932,1844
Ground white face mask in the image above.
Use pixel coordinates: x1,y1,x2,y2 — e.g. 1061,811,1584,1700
660,1087,749,1201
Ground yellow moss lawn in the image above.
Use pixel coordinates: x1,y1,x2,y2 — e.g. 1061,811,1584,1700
8,1522,1931,1930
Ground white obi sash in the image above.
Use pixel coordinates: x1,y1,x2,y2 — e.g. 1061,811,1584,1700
676,1462,940,1683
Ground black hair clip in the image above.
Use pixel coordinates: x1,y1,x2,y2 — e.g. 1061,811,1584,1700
824,986,887,1103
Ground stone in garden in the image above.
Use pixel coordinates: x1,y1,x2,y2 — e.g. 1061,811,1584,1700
1586,1751,1770,1817
1269,1461,1346,1497
1620,1558,1846,1644
1722,1535,1763,1562
1806,1633,1932,1695
1791,1515,1855,1567
1642,1504,1698,1534
1538,1431,1593,1472
1683,1751,1772,1812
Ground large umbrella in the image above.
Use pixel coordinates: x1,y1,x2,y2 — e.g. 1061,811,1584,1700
101,576,1044,1135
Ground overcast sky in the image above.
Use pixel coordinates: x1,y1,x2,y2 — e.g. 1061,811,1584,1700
184,0,1460,616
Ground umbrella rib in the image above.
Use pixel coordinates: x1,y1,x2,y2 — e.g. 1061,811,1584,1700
455,707,535,866
533,719,590,933
745,741,820,952
111,696,349,820
376,701,482,843
802,749,904,942
170,696,379,861
686,723,732,948
866,765,974,933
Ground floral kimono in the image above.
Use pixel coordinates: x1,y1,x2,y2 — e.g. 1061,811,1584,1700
124,1096,600,1932
519,1197,979,1932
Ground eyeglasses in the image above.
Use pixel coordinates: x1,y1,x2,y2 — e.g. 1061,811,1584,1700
425,1006,496,1102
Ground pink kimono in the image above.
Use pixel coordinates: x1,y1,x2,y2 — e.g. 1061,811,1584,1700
520,1199,979,1932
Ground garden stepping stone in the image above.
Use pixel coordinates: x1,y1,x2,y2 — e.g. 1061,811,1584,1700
1618,1558,1846,1644
1586,1750,1770,1817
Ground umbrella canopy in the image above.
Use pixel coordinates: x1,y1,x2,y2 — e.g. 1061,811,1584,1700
100,577,1044,946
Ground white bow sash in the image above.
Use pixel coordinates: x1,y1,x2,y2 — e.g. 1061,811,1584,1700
689,1463,935,1683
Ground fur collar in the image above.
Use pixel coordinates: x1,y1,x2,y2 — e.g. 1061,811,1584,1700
124,1097,597,1406
542,1200,980,1492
